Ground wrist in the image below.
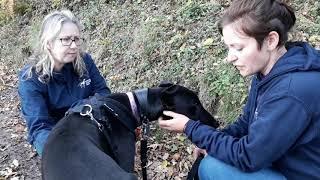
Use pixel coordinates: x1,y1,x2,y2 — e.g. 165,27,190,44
183,119,190,133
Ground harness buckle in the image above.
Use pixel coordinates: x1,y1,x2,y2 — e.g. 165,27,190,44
80,104,103,131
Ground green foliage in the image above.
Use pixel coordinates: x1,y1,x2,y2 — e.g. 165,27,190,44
138,15,171,60
206,60,248,122
77,1,102,30
0,10,10,26
51,0,62,9
1,0,318,126
14,1,32,15
179,0,211,21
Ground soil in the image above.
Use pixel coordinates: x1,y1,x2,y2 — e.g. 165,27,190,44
0,87,41,180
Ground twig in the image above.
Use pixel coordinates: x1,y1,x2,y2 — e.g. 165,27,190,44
0,77,16,89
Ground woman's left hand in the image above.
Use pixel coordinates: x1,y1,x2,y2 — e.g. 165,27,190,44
158,111,190,133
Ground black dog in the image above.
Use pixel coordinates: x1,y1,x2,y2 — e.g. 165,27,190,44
41,83,218,180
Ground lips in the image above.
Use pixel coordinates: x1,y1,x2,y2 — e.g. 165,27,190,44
233,64,241,68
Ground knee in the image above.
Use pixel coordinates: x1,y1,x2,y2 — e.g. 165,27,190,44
198,156,231,180
199,156,221,172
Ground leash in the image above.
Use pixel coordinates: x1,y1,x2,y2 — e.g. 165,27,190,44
186,154,203,180
140,114,150,180
133,88,150,180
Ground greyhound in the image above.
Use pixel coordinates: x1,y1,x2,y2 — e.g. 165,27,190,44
41,82,218,180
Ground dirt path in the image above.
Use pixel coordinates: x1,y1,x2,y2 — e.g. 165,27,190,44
0,88,41,180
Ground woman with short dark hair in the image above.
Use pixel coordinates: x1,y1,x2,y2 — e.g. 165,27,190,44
159,0,320,179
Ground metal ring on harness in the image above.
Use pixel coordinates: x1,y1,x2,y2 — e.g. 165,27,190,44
80,104,93,116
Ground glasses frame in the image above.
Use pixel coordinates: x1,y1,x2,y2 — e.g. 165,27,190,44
58,36,84,46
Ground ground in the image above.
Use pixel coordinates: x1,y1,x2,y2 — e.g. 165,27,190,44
0,73,40,180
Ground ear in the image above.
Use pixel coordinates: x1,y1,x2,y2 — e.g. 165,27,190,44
46,41,53,50
266,31,280,51
158,81,174,88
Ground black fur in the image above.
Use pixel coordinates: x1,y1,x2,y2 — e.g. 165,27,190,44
41,83,218,180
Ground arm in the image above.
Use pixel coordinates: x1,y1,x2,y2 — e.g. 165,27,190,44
221,102,250,138
84,54,111,95
185,96,310,172
18,76,55,155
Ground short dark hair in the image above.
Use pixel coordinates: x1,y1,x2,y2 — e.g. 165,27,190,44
218,0,296,49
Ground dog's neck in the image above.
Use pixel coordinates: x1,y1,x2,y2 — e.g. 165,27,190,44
126,92,140,124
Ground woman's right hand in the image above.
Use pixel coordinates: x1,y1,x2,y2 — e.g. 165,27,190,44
193,146,207,159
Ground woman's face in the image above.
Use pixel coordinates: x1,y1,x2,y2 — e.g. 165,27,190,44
48,22,81,71
222,23,271,77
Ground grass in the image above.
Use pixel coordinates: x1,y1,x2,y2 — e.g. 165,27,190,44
1,0,319,124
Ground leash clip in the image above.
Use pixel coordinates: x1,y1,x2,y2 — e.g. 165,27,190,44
141,115,150,140
80,104,102,131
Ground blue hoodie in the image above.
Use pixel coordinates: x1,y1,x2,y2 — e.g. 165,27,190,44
18,53,111,154
185,42,320,180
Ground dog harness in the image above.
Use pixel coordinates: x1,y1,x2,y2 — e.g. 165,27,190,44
67,93,151,180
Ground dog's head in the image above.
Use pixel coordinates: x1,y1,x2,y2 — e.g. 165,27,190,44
133,82,219,128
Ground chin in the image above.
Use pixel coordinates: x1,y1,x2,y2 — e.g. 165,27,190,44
64,57,76,63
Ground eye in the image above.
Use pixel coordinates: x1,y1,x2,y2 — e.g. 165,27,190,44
235,47,243,51
73,37,80,42
60,37,71,43
192,101,199,106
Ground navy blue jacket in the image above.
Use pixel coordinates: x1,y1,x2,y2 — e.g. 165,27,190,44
18,53,111,154
185,42,320,180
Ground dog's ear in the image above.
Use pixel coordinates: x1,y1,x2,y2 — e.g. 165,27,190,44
158,81,174,88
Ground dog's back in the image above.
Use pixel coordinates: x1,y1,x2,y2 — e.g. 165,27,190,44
41,99,138,180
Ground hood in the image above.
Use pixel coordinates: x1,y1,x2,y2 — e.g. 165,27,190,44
268,42,320,77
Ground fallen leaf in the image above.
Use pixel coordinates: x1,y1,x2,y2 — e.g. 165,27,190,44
162,153,169,160
161,160,168,168
172,153,180,161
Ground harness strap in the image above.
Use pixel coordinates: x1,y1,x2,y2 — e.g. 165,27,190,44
66,97,138,166
67,97,137,133
70,103,120,163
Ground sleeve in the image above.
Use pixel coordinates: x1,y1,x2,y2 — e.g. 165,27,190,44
184,96,310,172
18,77,55,154
221,102,250,138
84,54,111,95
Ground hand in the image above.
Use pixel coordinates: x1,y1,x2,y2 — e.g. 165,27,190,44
158,111,190,133
193,146,207,159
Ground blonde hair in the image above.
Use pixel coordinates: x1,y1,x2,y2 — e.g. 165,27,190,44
24,9,86,83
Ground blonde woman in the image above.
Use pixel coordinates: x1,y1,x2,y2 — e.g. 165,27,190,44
18,10,111,156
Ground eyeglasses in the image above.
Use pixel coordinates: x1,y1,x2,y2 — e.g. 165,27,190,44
58,36,84,46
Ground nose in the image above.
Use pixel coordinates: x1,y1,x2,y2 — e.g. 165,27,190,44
70,41,78,48
226,50,237,63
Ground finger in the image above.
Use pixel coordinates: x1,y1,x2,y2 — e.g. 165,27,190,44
158,119,169,128
204,151,208,156
193,149,199,159
193,146,201,159
163,110,177,117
